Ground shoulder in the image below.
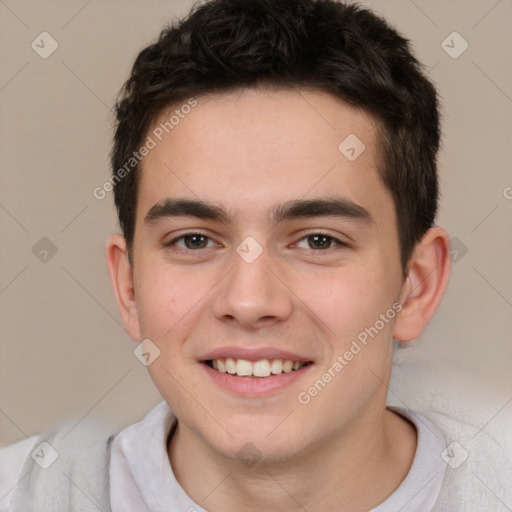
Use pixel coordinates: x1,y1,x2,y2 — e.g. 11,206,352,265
389,343,512,509
0,436,39,512
425,410,512,510
390,342,512,455
3,418,117,512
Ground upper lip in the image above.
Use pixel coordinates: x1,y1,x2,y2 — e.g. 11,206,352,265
201,346,313,363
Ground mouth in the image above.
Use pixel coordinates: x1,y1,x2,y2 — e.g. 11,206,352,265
204,357,313,378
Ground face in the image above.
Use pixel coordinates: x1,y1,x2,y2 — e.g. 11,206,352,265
127,88,407,462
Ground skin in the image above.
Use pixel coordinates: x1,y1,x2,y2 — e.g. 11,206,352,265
107,87,451,511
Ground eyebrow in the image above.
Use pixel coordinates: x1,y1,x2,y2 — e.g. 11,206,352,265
144,196,374,226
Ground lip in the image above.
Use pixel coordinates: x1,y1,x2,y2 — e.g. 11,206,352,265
200,360,314,397
200,346,312,363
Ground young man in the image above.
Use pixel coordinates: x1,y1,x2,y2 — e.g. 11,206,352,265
2,0,511,510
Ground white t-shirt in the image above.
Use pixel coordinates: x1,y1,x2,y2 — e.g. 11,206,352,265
0,402,447,511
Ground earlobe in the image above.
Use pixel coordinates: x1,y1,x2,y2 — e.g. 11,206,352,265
106,233,142,341
393,227,451,342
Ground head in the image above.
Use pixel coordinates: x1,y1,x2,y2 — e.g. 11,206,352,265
111,0,442,276
107,0,450,464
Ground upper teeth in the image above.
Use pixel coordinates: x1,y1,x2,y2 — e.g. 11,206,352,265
211,358,305,377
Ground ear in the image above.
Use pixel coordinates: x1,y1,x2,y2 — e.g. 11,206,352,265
393,226,451,342
106,233,141,341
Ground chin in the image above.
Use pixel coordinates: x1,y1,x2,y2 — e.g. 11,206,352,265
205,423,309,467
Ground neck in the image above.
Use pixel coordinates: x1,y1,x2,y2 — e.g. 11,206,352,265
167,407,417,512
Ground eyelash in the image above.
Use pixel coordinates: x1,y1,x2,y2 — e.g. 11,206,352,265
163,232,217,251
162,231,351,253
294,233,351,251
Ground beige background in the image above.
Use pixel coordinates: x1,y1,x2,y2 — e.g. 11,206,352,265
0,0,511,446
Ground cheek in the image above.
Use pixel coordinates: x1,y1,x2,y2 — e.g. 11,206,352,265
135,262,207,341
294,263,396,349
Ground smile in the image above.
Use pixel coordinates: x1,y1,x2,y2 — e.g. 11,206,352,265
205,358,311,378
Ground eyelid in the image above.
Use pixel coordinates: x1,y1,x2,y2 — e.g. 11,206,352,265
162,230,220,249
161,229,352,252
292,230,352,249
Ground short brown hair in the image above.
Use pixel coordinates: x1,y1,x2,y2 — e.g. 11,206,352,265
111,0,441,276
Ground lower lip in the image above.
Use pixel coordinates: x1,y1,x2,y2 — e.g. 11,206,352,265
201,363,313,397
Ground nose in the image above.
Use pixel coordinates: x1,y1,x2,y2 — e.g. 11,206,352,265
212,247,294,330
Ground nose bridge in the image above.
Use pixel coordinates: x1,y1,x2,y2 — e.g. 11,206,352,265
212,244,293,327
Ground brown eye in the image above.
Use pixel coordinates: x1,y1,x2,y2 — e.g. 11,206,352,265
294,233,350,252
182,234,209,249
164,233,216,250
307,234,333,250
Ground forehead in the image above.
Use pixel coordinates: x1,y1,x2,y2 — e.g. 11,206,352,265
137,87,393,229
